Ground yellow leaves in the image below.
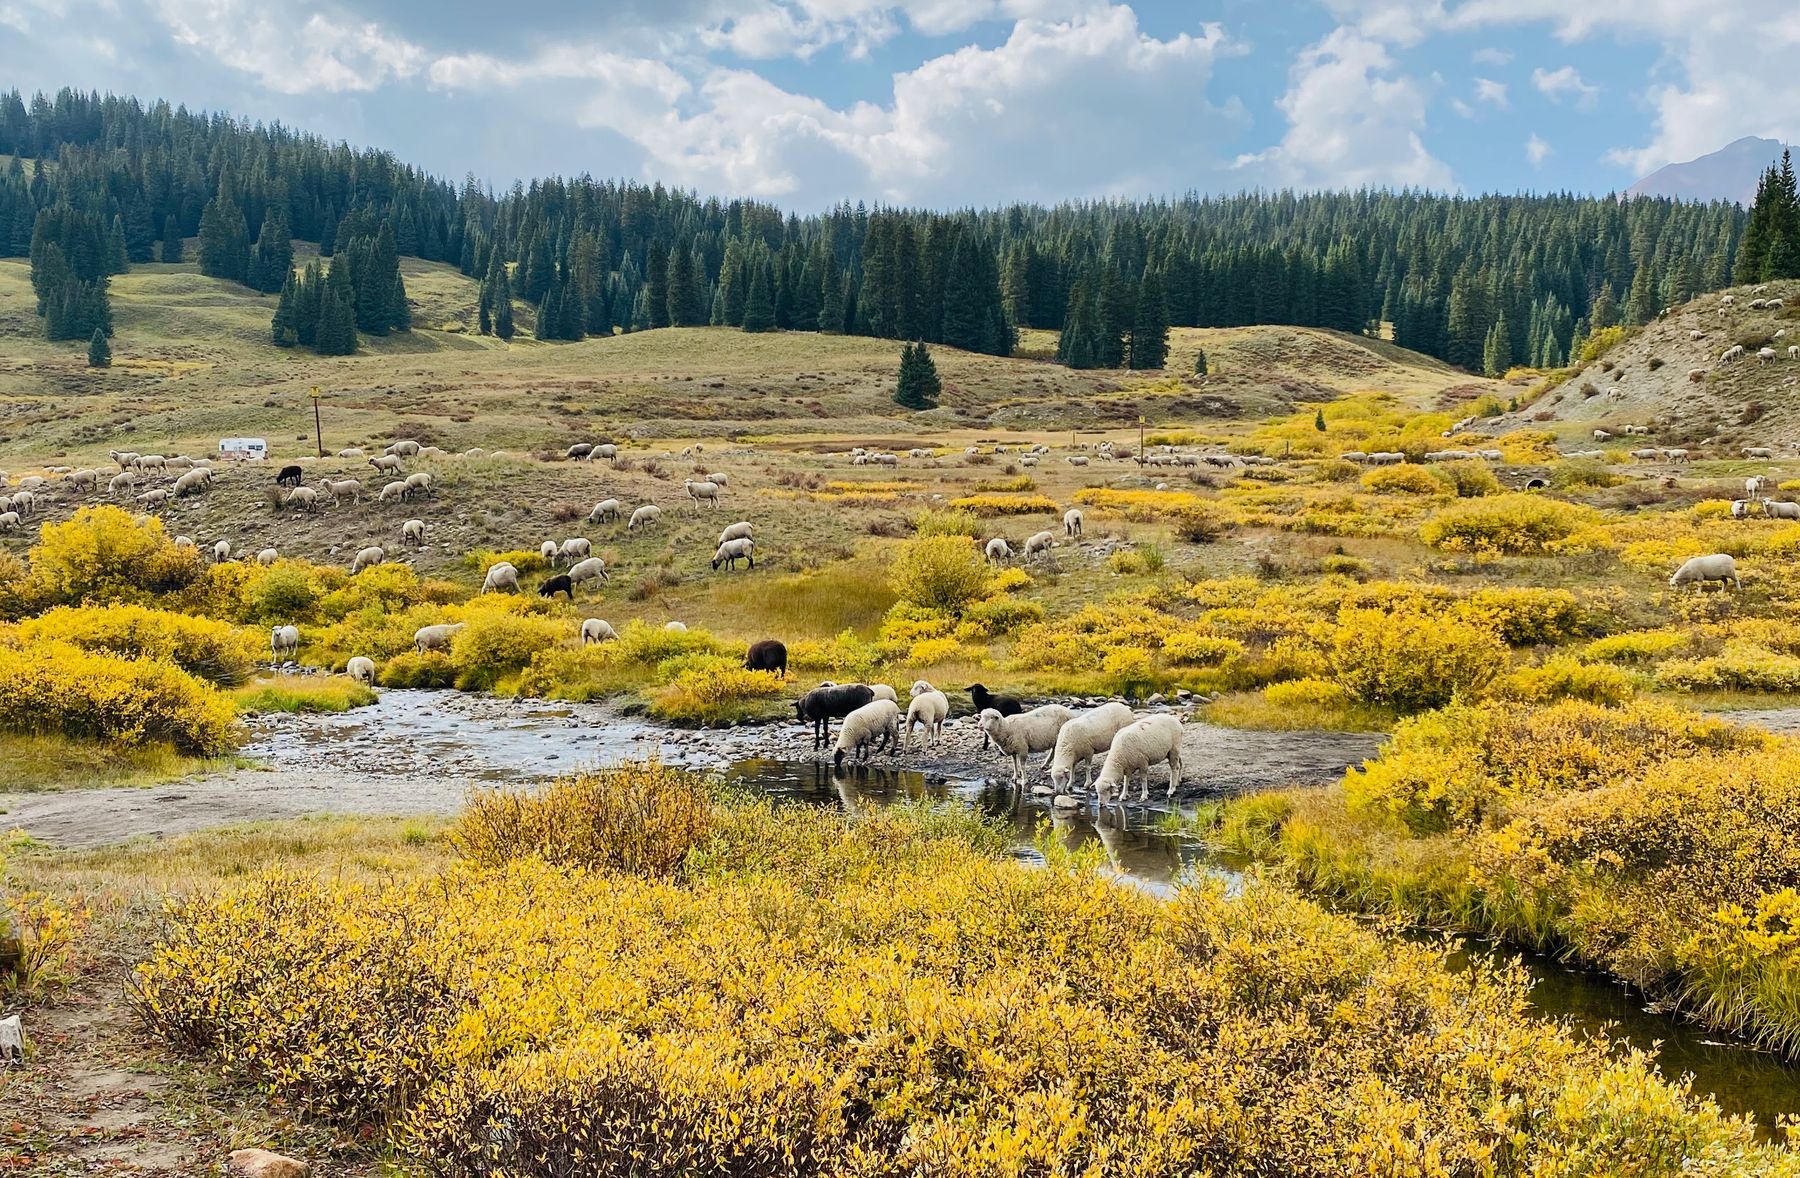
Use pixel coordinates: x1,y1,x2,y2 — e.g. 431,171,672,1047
944,493,1059,517
0,638,236,755
1419,494,1600,556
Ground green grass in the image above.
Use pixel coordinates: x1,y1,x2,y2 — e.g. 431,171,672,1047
0,732,220,792
231,675,378,715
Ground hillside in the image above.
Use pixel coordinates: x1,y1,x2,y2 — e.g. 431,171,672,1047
0,257,1490,463
1490,280,1800,448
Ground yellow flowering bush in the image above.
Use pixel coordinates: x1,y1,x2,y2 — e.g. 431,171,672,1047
20,604,259,686
649,665,786,725
464,547,552,576
448,609,568,691
28,505,205,603
133,788,1794,1175
888,535,990,613
944,492,1059,516
1582,629,1687,664
1490,656,1636,706
1454,587,1585,646
451,763,714,876
0,639,235,755
1419,494,1599,555
1071,487,1203,520
1359,465,1446,496
1656,643,1800,693
1328,608,1507,712
1262,677,1350,708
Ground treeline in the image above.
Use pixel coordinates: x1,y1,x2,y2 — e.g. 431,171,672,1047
3,87,1760,374
1737,150,1800,284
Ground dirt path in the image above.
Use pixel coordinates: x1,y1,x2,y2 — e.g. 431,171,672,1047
0,690,1386,849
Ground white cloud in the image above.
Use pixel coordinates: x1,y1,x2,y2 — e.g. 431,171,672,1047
1526,132,1551,165
1471,46,1511,64
1531,65,1598,108
1240,27,1452,190
150,2,426,93
1473,76,1507,107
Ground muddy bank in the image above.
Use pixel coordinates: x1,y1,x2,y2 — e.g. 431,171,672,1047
0,689,1384,849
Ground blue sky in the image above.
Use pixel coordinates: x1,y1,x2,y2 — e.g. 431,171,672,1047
1,0,1795,210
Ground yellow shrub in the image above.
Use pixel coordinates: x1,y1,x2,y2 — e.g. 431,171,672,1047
1656,644,1800,694
28,506,204,603
0,639,235,755
1072,488,1202,520
1454,587,1584,645
909,507,982,538
650,666,785,724
878,602,956,645
20,604,258,686
889,535,990,613
1582,629,1687,664
449,610,567,691
1162,628,1244,667
786,631,883,679
611,619,722,666
451,764,714,876
906,636,980,666
957,595,1043,637
1491,657,1636,706
1263,678,1350,709
945,493,1059,516
1419,494,1599,555
465,548,552,576
1329,608,1508,712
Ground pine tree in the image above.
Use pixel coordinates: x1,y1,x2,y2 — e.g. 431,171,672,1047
1194,347,1208,376
196,191,249,283
159,215,182,264
249,209,292,294
87,326,110,367
1126,270,1169,369
492,262,515,341
1314,409,1327,431
271,270,298,346
894,342,941,410
1482,315,1512,377
315,260,358,355
741,259,775,333
645,243,670,329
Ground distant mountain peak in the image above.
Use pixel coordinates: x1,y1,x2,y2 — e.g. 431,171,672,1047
1627,136,1795,205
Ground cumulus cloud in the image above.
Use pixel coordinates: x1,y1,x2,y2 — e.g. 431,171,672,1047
1240,27,1452,190
1473,76,1507,107
150,1,426,94
1526,132,1551,166
1531,65,1598,108
1471,46,1511,64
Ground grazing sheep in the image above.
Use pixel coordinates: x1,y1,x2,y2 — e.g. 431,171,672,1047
135,455,168,474
863,683,899,703
108,471,138,495
745,639,788,676
337,448,366,459
1093,714,1186,802
593,444,618,464
1063,508,1083,538
67,468,98,491
832,699,903,769
1731,499,1752,520
628,504,662,531
9,490,37,516
567,557,609,587
541,540,559,563
369,455,403,475
984,537,1013,564
1665,448,1689,463
403,472,434,500
109,450,138,470
1790,346,1799,362
705,471,729,487
796,683,877,749
718,521,754,545
173,535,195,548
1743,447,1775,460
1628,448,1664,462
559,537,592,566
386,440,422,458
1721,294,1736,306
257,548,278,566
413,622,466,653
136,489,169,507
684,479,722,508
1721,345,1746,363
566,443,595,461
539,574,575,600
1048,702,1140,792
1688,368,1708,383
212,540,232,563
580,618,618,645
589,499,623,524
711,537,756,570
663,621,688,632
1066,455,1090,466
904,680,951,748
1023,530,1057,558
351,546,385,574
378,481,410,505
270,625,301,660
978,704,1076,786
1669,553,1740,593
173,469,210,497
481,561,520,593
1763,499,1800,521
1368,452,1404,465
274,463,303,487
401,519,426,546
1759,347,1779,364
1689,329,1705,341
1748,476,1771,499
1020,456,1038,467
284,486,321,513
346,656,376,685
1592,430,1613,442
0,511,18,532
322,478,363,506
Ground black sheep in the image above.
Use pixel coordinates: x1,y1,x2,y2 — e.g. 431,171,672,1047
275,464,303,488
745,639,788,677
968,683,1023,751
795,683,875,749
538,574,574,600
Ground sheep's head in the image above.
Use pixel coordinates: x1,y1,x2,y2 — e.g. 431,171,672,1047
910,680,934,696
976,708,1003,734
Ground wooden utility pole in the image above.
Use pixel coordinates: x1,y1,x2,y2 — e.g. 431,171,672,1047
1138,415,1145,466
310,386,324,458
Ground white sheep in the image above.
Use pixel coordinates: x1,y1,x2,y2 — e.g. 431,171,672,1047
482,561,520,593
705,471,729,487
559,537,592,566
984,537,1013,564
1790,346,1799,362
212,540,232,563
351,545,385,573
345,656,377,685
593,444,618,464
978,704,1076,786
1665,448,1689,463
684,479,722,508
904,680,951,749
1063,509,1083,538
718,521,754,545
169,470,208,498
322,478,363,506
108,471,138,495
1047,702,1139,792
1748,476,1771,498
173,535,195,549
866,683,898,703
567,556,609,586
832,699,902,769
628,504,662,531
337,448,366,459
711,537,756,570
1093,714,1185,802
1762,499,1800,521
580,618,618,645
589,498,622,524
134,454,167,473
540,540,559,563
67,468,97,491
663,621,687,632
256,548,279,566
401,519,426,546
1688,368,1708,383
1759,348,1779,364
0,511,18,532
270,625,300,660
1669,554,1740,593
284,486,321,513
1023,530,1057,558
403,472,434,500
1743,447,1775,460
369,454,403,475
413,622,466,653
386,440,422,458
378,481,409,505
1721,345,1746,363
1067,456,1090,467
10,490,38,516
136,488,169,507
1731,499,1752,520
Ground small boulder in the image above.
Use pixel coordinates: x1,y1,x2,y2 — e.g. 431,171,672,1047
228,1149,309,1178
